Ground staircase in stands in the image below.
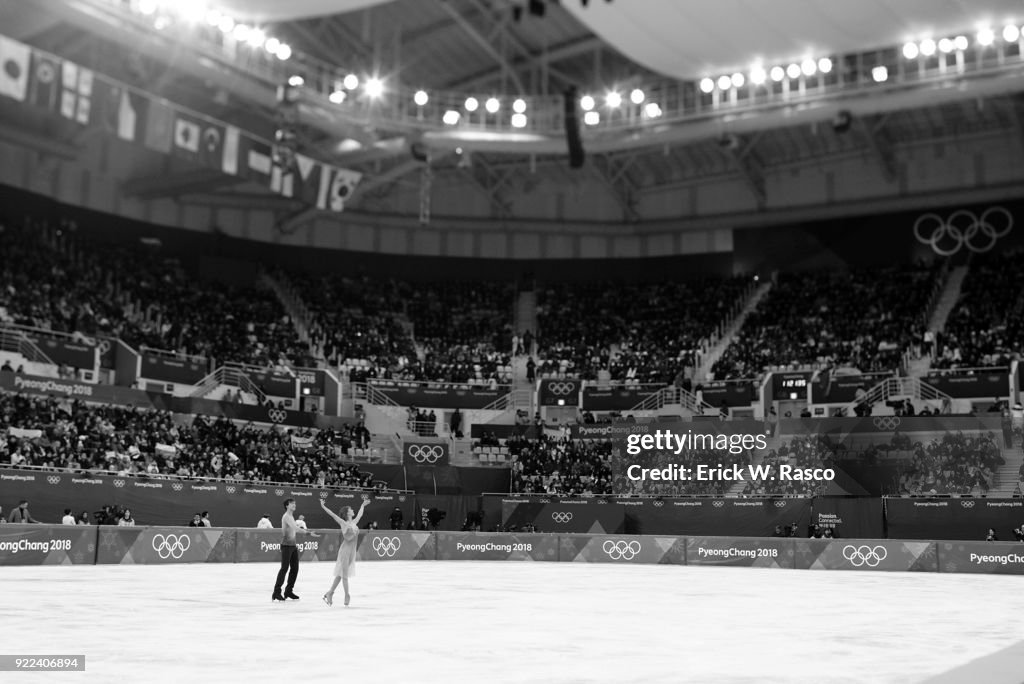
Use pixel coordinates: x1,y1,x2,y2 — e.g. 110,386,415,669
907,264,969,378
992,445,1024,497
695,280,773,383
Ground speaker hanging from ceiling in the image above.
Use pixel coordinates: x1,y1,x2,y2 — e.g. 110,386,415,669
563,86,585,169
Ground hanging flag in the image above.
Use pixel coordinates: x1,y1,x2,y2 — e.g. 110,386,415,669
172,113,201,159
239,135,273,184
222,125,240,175
116,88,147,142
0,35,31,102
295,154,321,205
318,167,362,212
143,100,174,153
199,122,226,170
29,52,60,111
270,162,295,197
60,61,93,124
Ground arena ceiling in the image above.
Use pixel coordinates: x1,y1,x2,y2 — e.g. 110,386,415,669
4,0,1024,226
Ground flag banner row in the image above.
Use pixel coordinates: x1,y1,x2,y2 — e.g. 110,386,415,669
0,34,361,211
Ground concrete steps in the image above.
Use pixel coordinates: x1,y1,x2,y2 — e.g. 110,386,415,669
696,281,773,382
992,447,1024,496
926,264,969,335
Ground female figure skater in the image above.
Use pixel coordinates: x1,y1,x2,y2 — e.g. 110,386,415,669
320,498,369,606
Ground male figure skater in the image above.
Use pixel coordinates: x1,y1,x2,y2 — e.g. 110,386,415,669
272,499,318,601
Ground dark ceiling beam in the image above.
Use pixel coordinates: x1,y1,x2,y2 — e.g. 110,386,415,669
446,36,603,91
855,114,898,183
435,0,527,94
122,169,243,200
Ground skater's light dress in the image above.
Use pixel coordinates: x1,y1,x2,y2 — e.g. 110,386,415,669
333,520,358,578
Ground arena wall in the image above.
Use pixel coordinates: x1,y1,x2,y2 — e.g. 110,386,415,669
2,525,1021,575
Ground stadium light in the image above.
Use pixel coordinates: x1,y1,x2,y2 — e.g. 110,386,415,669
977,27,995,46
902,42,919,59
644,102,662,118
699,78,715,93
265,37,280,54
1004,24,1020,42
365,78,384,98
938,38,953,53
443,110,460,125
275,43,292,61
801,58,816,76
749,66,766,85
583,111,600,125
817,57,833,74
288,75,304,87
206,10,222,27
217,16,235,33
511,113,527,128
485,97,500,113
465,97,479,111
343,74,359,90
954,36,969,51
919,38,936,56
717,75,731,90
513,98,527,113
731,72,745,87
247,29,266,49
232,24,251,42
786,63,801,79
139,0,157,16
580,94,596,110
770,66,785,82
871,65,888,82
630,88,645,104
329,90,346,104
414,90,428,106
605,91,622,107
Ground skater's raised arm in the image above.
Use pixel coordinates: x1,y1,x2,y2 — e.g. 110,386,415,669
319,499,346,526
352,499,369,526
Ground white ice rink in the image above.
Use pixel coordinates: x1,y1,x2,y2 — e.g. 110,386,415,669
4,561,1024,684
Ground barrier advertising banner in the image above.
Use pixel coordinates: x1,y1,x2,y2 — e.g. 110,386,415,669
234,528,338,563
809,497,885,540
884,498,1024,541
434,532,559,561
581,386,655,411
696,380,757,408
245,369,297,398
140,353,207,384
357,531,435,561
95,526,236,564
810,373,893,404
368,382,506,409
619,497,813,537
496,496,625,534
924,370,1009,399
22,333,98,369
794,539,937,572
0,524,96,566
685,536,796,569
937,541,1024,574
559,534,686,564
402,441,450,467
539,379,582,407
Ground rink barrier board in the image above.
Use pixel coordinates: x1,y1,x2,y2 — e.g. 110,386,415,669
3,526,1023,575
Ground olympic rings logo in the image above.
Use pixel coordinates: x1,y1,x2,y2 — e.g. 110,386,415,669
551,512,574,523
372,537,401,557
113,479,125,488
171,483,183,491
774,500,787,508
842,544,888,568
653,500,664,507
712,500,725,508
913,207,1013,256
319,491,329,498
961,501,975,508
267,409,287,423
152,533,191,560
602,540,641,560
546,382,577,396
275,489,284,497
407,445,444,463
225,486,236,494
399,496,406,502
47,476,61,485
873,417,901,431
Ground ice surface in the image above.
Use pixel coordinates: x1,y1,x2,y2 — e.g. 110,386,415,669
4,561,1024,684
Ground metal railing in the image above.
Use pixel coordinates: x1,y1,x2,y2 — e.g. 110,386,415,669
0,327,55,366
88,0,1024,138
